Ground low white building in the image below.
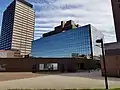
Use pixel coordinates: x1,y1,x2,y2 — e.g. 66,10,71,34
0,49,21,58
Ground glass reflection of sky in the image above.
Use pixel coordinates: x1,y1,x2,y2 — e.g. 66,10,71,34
32,25,92,58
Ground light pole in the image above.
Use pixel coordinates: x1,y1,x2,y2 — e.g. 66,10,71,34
96,38,108,90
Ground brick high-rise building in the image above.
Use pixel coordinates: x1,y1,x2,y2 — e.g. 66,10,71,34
0,0,35,56
111,0,120,41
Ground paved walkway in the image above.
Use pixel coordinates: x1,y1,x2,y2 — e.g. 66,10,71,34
0,71,120,90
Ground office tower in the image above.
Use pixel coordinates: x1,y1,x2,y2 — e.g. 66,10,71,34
32,21,103,59
0,0,35,56
111,0,120,41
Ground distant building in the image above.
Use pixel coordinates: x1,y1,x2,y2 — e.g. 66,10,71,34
43,20,79,37
0,0,35,56
0,49,21,58
111,0,120,41
32,21,103,59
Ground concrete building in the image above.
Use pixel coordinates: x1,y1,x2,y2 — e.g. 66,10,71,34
43,20,79,37
0,49,21,58
0,0,35,56
32,22,103,60
111,0,120,41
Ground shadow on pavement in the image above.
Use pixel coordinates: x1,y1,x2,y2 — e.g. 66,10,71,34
58,71,120,82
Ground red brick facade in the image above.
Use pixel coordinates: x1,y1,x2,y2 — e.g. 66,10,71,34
101,55,120,77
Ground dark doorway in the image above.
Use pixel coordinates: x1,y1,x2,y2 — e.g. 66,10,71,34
32,64,36,73
80,63,84,69
77,63,84,70
60,64,65,73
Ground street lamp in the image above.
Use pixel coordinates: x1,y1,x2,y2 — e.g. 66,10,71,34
95,45,101,48
96,39,109,90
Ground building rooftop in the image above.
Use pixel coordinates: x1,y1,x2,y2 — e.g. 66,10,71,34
16,0,33,8
104,42,120,50
43,20,79,37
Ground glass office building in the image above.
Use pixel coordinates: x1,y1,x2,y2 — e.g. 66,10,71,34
32,24,103,59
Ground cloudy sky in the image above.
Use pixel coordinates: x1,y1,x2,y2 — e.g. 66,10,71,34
0,0,116,43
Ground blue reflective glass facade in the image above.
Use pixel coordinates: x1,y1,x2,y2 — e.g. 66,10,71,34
32,24,103,58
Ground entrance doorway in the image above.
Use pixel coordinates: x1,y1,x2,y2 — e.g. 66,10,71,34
77,63,84,70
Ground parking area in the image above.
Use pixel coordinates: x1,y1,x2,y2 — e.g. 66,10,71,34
0,72,41,81
0,71,120,89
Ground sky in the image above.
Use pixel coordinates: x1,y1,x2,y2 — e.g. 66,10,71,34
0,0,116,43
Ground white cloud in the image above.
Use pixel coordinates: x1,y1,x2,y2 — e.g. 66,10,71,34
35,28,53,31
28,0,116,43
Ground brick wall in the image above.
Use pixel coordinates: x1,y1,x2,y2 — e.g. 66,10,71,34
0,58,99,72
101,55,120,77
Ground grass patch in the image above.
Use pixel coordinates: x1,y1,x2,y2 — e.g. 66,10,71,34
7,88,120,90
111,89,120,90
